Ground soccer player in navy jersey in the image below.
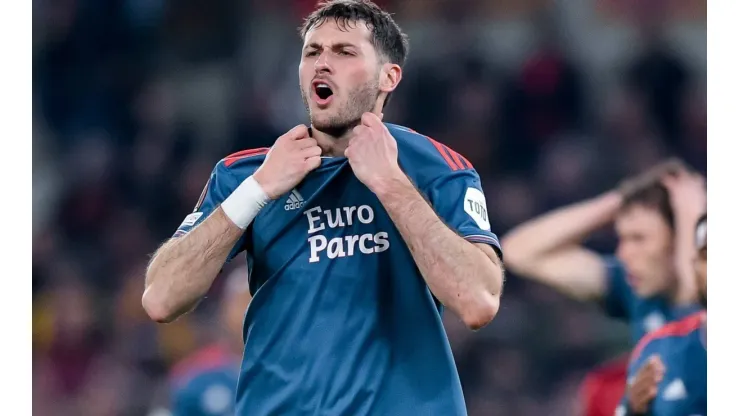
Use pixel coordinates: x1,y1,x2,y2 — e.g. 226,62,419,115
616,213,706,416
167,268,252,416
142,1,504,415
502,164,705,416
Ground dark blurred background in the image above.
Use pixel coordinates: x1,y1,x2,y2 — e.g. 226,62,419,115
32,0,706,415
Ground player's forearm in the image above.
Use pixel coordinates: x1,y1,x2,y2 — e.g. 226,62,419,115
143,208,243,323
375,176,503,330
502,191,622,274
672,210,702,304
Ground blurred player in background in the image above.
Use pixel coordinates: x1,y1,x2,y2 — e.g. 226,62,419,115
616,213,706,416
166,267,251,416
502,162,705,416
143,1,503,415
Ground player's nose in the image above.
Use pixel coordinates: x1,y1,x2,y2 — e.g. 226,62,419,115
314,52,332,73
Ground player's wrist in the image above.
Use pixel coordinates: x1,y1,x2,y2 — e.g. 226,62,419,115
252,170,281,200
369,169,412,198
220,176,271,229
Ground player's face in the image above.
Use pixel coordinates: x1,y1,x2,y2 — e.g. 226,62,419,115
615,205,675,298
694,245,707,308
299,20,383,136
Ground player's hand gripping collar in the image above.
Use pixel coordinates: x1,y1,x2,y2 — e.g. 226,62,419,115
253,124,322,199
345,112,405,193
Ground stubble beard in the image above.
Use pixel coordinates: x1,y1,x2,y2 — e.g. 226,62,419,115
301,79,380,138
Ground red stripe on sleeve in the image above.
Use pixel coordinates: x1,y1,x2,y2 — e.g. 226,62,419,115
448,149,469,170
456,152,473,169
441,143,473,170
223,147,270,167
630,311,705,363
424,136,460,171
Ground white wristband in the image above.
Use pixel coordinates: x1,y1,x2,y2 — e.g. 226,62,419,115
221,176,271,229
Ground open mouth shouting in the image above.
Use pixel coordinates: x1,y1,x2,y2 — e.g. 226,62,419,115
311,79,335,107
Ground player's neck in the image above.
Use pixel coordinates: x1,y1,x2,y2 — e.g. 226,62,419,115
312,128,351,157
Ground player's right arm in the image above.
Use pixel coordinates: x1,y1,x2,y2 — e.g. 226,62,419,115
143,125,321,323
501,191,622,301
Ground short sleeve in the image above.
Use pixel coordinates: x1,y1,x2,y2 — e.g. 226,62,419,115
172,161,247,262
424,169,502,258
601,255,635,321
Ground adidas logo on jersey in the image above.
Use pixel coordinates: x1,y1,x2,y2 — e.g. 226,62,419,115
285,190,305,211
662,378,687,401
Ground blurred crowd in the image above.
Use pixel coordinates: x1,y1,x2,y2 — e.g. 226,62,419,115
32,0,706,415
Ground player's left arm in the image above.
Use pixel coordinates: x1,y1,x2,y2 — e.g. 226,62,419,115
662,168,706,305
346,113,502,330
379,171,503,330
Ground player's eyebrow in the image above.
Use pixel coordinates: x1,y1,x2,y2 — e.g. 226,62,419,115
303,42,358,52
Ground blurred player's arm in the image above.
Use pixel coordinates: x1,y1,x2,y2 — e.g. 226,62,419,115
662,168,705,305
501,192,621,301
376,177,503,330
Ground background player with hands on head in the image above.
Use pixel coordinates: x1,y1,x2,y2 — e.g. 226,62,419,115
143,1,503,415
502,159,705,416
617,213,707,416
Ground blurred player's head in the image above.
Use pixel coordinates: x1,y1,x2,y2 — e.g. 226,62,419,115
615,183,676,298
219,267,252,350
694,214,707,308
299,0,408,137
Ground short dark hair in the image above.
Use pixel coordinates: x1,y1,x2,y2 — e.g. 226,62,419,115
300,0,409,68
620,183,675,230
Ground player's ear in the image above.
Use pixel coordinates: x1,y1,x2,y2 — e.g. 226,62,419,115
379,63,402,95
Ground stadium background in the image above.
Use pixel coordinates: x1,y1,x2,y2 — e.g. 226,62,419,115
31,0,706,415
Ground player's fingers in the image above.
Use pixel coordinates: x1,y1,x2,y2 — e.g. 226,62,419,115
660,174,676,189
638,356,659,376
659,157,687,174
284,124,310,140
304,155,321,171
352,125,367,141
632,376,653,395
635,383,658,404
361,112,382,128
647,355,662,368
297,137,318,149
646,158,683,183
302,145,322,158
650,356,666,373
646,385,658,400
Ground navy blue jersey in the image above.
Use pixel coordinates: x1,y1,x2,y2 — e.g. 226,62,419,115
173,123,501,416
615,312,706,416
601,256,701,343
169,344,240,416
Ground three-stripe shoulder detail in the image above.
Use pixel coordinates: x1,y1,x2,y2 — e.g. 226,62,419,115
423,136,473,171
223,147,270,167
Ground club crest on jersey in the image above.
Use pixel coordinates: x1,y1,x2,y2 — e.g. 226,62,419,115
285,189,305,211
